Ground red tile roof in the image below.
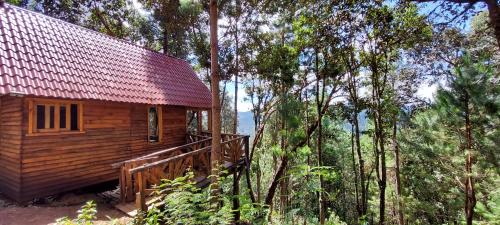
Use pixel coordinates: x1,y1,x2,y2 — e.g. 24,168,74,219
0,5,211,108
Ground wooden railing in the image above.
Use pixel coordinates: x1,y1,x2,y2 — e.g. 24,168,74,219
114,132,249,211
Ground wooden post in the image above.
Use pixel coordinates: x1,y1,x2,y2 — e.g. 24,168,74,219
197,110,203,133
119,166,126,203
28,100,33,134
125,163,134,201
243,135,256,203
136,171,147,212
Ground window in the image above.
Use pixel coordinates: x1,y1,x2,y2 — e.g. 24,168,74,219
28,99,83,134
148,106,163,143
186,110,210,133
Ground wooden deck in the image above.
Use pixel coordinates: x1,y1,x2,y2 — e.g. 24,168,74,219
114,161,241,216
111,132,250,215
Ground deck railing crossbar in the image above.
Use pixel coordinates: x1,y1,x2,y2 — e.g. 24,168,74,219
112,137,212,169
129,136,244,174
117,132,250,209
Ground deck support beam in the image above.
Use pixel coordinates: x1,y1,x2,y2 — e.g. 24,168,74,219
233,168,241,223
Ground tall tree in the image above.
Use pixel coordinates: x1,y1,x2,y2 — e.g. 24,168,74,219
361,4,431,224
209,0,222,200
140,0,203,58
434,54,497,225
233,0,240,135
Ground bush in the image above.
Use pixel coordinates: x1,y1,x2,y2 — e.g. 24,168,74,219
136,171,233,225
56,201,97,225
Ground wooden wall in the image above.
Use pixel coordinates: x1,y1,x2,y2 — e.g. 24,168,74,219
5,97,187,202
0,96,23,201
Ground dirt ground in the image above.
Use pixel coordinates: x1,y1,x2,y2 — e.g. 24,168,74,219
0,191,131,225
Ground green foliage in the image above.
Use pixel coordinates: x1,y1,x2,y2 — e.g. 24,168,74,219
256,43,299,90
56,201,98,225
138,171,233,225
325,212,348,225
399,52,499,224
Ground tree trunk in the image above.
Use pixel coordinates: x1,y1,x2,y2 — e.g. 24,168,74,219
347,53,367,218
377,101,386,225
392,117,404,225
162,26,169,55
353,107,367,217
265,157,288,206
485,0,500,48
279,95,287,217
233,0,240,135
351,123,360,218
233,169,241,223
464,94,476,225
315,50,326,224
209,0,222,198
371,69,386,225
256,159,262,202
92,8,116,37
264,90,335,209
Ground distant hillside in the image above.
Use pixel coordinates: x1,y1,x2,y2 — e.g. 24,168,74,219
343,110,368,132
238,110,367,138
237,111,255,137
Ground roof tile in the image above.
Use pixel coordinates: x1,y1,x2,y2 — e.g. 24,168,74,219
0,5,211,108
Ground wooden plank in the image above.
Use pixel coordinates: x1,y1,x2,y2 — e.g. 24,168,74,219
54,104,60,132
17,99,188,201
0,96,23,202
158,106,163,142
135,171,146,212
27,100,33,134
79,102,84,132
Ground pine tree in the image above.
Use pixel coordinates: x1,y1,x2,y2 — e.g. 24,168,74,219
434,53,498,225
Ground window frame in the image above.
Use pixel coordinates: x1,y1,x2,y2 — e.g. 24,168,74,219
27,98,84,135
147,105,163,143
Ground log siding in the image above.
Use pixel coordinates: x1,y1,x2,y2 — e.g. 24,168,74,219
0,96,23,201
0,96,188,202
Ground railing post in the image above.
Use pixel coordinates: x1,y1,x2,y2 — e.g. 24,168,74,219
125,163,134,202
136,171,147,213
119,166,126,203
197,111,203,133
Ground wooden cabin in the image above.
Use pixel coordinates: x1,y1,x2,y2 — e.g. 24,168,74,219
0,4,248,203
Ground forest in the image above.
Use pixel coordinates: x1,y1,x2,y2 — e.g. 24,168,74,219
6,0,499,224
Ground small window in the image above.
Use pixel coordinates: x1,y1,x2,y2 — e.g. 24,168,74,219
49,106,55,128
36,105,45,129
186,110,209,133
148,106,163,143
60,105,67,129
70,104,79,130
28,99,83,134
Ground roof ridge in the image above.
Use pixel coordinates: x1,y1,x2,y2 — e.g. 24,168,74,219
3,3,188,63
